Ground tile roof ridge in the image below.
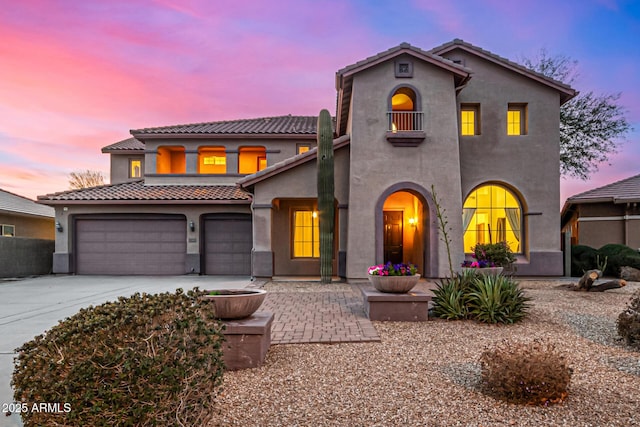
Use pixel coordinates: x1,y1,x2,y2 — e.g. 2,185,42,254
130,114,319,134
38,180,144,200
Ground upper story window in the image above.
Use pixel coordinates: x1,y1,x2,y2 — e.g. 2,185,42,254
198,147,226,174
129,159,142,178
239,146,267,174
297,144,311,155
1,224,15,237
460,104,480,136
156,146,185,174
507,103,528,135
388,86,423,132
463,184,522,254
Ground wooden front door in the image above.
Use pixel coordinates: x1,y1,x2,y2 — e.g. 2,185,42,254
384,211,403,264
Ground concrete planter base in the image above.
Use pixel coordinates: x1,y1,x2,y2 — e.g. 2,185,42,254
221,311,273,370
361,287,431,321
202,289,267,319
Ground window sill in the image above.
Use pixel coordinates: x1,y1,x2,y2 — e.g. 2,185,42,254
385,131,426,147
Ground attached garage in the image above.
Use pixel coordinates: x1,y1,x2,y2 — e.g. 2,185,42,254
75,215,187,275
203,214,252,275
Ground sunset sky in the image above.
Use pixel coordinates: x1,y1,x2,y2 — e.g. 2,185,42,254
1,0,638,204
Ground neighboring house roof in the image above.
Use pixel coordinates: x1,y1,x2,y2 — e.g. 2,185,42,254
238,135,350,189
0,188,55,218
335,42,472,136
102,137,145,152
38,181,251,205
130,115,321,137
565,174,640,206
430,39,577,104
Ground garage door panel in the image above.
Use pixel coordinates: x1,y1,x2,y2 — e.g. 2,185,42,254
76,218,186,275
204,217,252,275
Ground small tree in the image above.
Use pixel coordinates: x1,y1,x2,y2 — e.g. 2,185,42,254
316,109,335,284
68,169,105,189
521,50,632,179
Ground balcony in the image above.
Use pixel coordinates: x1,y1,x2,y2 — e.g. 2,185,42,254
386,111,426,147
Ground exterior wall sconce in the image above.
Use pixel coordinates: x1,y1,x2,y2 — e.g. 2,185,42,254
189,220,195,232
55,221,63,232
408,217,418,227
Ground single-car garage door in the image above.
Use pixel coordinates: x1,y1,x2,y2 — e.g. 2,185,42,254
75,215,186,275
204,214,252,275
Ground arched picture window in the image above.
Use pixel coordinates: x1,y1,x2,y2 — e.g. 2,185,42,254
463,184,522,253
389,87,421,131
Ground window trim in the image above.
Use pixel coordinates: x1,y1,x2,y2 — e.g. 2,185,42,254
460,103,481,136
129,159,142,178
291,209,319,259
1,224,15,237
507,103,528,136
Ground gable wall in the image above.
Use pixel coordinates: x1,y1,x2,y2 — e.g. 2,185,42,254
346,55,465,277
449,49,563,256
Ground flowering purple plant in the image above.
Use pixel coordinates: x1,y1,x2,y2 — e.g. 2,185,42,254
461,259,496,268
368,262,418,276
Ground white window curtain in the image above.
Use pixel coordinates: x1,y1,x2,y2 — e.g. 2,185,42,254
462,208,476,233
505,208,521,242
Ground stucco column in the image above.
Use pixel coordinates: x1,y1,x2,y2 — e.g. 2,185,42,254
252,204,273,277
144,150,157,174
338,204,348,278
185,150,198,174
226,150,239,174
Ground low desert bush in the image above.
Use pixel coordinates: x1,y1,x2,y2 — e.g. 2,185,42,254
480,338,572,405
433,271,530,324
617,290,640,349
12,288,225,427
571,244,640,277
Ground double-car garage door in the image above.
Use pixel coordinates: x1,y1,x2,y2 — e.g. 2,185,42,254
75,214,252,275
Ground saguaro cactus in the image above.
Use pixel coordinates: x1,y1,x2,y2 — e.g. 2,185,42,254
317,109,335,284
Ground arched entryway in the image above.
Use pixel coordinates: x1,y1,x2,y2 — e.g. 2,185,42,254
375,183,435,277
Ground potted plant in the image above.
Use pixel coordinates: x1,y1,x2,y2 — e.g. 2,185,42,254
462,242,516,275
367,262,420,293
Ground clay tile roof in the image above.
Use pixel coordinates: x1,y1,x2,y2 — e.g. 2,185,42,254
37,181,251,204
102,137,144,152
0,188,54,218
131,115,320,136
566,174,640,204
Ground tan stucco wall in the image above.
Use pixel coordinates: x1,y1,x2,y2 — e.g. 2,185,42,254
575,202,640,249
345,55,465,278
0,213,54,240
443,49,564,274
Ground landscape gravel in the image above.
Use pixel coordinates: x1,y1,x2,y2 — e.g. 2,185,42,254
208,279,640,426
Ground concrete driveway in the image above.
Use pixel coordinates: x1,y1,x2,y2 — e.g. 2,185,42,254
0,274,252,427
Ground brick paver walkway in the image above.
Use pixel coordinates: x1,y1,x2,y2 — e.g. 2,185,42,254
256,282,381,344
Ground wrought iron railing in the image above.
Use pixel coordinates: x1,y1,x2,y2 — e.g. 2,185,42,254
387,111,424,132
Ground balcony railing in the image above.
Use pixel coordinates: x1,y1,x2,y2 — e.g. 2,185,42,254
387,111,424,132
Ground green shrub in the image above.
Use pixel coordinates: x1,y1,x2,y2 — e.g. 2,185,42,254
617,290,640,349
12,288,225,427
570,244,598,276
468,275,530,324
480,338,572,405
599,244,640,276
471,242,516,268
432,269,477,319
433,271,529,324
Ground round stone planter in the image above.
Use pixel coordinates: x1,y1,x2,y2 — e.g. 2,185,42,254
462,267,504,276
367,274,421,293
201,289,267,319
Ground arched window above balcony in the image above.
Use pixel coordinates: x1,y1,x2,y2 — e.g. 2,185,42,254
386,85,425,146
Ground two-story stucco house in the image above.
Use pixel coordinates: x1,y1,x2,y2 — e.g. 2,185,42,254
38,40,576,278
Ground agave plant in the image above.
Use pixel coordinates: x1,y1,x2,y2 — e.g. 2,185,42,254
467,275,531,324
432,269,479,320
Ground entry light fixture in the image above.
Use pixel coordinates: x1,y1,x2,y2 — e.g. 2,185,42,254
55,221,63,232
189,220,195,232
408,217,418,227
